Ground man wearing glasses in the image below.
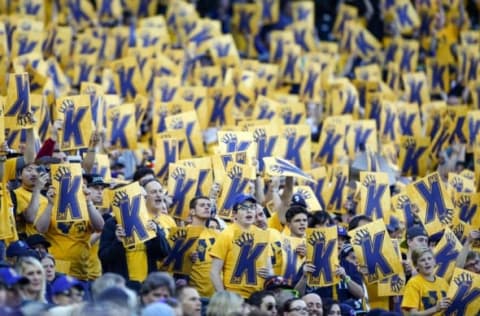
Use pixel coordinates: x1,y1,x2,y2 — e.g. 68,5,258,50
210,194,272,298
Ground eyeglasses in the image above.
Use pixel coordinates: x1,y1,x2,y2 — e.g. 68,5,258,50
289,306,308,313
238,204,256,211
465,260,480,267
266,303,277,311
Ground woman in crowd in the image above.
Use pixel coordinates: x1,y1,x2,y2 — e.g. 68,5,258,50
15,256,47,304
322,300,342,316
40,253,58,303
401,247,451,315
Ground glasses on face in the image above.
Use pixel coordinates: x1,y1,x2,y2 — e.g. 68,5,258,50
266,303,277,311
238,203,256,211
465,259,480,267
289,306,308,313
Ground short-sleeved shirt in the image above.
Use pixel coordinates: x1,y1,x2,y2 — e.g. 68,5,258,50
210,223,271,298
401,274,449,314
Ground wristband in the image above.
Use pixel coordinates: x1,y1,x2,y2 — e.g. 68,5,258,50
344,276,351,284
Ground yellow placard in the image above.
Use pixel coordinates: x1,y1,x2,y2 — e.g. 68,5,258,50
51,164,89,223
167,164,199,220
433,228,463,281
106,103,137,149
111,181,156,247
348,219,403,284
358,172,391,221
306,227,339,287
446,268,480,315
56,95,93,151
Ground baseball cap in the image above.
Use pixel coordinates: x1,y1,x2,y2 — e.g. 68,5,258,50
84,174,109,188
0,267,30,286
337,226,349,238
406,226,428,240
290,193,308,208
6,241,31,258
25,234,51,249
233,194,257,210
387,216,400,233
263,276,293,291
51,275,83,296
339,243,354,260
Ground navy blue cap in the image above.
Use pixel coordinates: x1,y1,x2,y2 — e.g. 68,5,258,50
290,193,307,208
387,216,400,232
6,241,31,258
406,226,428,240
337,226,349,238
51,275,83,295
233,194,257,210
84,174,109,187
25,234,51,249
0,267,29,286
339,243,354,259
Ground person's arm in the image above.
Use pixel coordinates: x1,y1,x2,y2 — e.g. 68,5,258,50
405,297,451,316
86,200,105,231
294,263,316,296
277,176,293,225
337,265,364,299
24,172,50,224
82,132,100,173
210,258,225,292
456,230,480,268
35,186,55,233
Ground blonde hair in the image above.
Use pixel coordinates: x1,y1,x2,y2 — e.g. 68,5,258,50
15,256,47,303
411,247,434,267
206,291,244,316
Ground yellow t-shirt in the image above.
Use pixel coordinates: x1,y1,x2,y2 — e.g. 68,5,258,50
125,242,148,282
367,283,390,310
401,274,449,315
40,215,92,280
190,228,220,298
87,236,102,280
12,186,48,236
210,224,271,298
153,213,176,237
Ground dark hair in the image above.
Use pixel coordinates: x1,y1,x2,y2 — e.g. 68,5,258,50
247,290,275,307
133,167,155,181
140,272,175,296
348,215,372,230
308,211,333,228
322,299,340,316
285,206,309,223
206,218,220,229
189,196,210,209
282,298,303,313
141,178,162,188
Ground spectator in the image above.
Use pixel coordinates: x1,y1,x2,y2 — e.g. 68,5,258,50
210,194,272,298
206,291,247,316
248,290,278,316
322,299,342,316
0,267,30,308
6,241,39,265
15,256,47,304
25,234,51,256
39,253,58,304
140,272,175,306
99,183,170,291
175,285,202,316
91,273,126,302
401,247,451,314
302,293,322,316
282,297,308,315
50,275,83,306
10,162,50,238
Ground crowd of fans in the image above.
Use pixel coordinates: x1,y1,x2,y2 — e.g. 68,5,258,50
0,0,480,316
